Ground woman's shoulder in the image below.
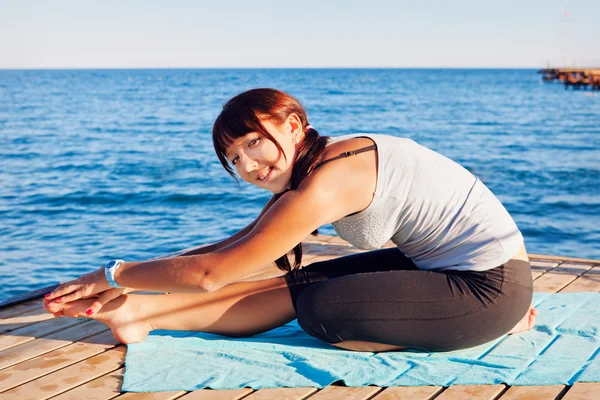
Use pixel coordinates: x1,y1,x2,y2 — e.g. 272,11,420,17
304,134,378,196
299,135,379,220
322,136,377,160
323,133,416,160
326,133,414,146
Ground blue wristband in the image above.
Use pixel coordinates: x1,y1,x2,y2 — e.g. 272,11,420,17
105,260,125,288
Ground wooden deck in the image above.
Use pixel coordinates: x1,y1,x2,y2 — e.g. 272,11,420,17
538,68,600,90
1,234,599,400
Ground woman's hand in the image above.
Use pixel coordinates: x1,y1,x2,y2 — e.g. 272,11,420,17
43,267,131,316
45,267,109,302
43,287,132,317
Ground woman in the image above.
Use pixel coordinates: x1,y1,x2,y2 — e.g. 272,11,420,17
43,88,537,352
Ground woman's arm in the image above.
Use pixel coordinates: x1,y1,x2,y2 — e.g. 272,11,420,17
44,194,284,306
46,139,377,300
113,151,375,292
112,190,333,292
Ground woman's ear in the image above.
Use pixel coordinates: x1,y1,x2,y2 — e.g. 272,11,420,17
286,113,302,136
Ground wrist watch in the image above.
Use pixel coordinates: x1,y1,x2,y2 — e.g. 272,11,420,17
105,260,125,288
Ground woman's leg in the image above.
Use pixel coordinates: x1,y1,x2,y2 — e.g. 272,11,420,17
53,248,413,347
53,249,535,352
290,257,535,352
53,248,416,347
57,276,296,344
287,248,419,351
286,248,419,312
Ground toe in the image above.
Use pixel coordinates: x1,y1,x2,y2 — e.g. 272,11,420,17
44,301,64,314
528,315,537,330
62,300,95,318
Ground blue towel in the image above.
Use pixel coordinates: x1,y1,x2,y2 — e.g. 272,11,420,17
122,292,600,391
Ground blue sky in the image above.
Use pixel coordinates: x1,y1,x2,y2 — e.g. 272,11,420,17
1,0,598,68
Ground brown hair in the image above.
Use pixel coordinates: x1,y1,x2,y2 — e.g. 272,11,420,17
212,88,329,273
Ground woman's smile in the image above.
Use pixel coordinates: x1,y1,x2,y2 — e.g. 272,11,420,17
257,166,273,182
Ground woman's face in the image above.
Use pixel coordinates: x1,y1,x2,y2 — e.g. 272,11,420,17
225,117,299,194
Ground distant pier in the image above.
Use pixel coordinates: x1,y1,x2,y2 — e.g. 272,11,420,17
539,68,600,90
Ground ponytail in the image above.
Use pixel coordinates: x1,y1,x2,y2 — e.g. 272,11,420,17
273,126,329,273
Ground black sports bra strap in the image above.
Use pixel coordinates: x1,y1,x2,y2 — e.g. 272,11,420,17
314,144,377,170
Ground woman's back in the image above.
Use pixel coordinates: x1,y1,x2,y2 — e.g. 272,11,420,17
326,134,523,271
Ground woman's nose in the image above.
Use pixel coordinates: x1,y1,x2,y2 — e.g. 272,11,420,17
240,153,257,173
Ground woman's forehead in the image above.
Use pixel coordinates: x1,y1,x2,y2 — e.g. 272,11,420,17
225,132,256,156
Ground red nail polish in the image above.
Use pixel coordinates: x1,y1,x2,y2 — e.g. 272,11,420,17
45,293,51,298
86,309,93,316
55,297,62,302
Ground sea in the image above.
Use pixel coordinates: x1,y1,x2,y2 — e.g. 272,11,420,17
1,69,599,303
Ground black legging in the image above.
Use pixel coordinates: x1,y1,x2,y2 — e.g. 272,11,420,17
285,248,533,351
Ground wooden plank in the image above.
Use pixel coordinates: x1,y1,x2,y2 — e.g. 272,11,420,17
528,254,600,264
0,301,44,319
49,367,125,400
324,236,350,245
0,330,118,393
434,385,505,400
562,383,600,400
530,260,559,272
0,306,55,334
305,386,382,400
0,346,126,400
302,234,332,245
243,387,317,400
533,272,577,293
372,386,443,399
314,234,334,242
560,266,600,292
175,388,253,399
530,271,543,280
303,255,337,265
325,247,365,257
0,285,58,310
302,234,330,244
117,391,187,399
552,262,596,275
497,385,564,399
0,320,107,370
533,263,594,293
302,243,322,253
0,317,87,352
304,245,340,257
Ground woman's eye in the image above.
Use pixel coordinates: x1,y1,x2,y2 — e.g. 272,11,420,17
248,138,260,147
231,156,239,165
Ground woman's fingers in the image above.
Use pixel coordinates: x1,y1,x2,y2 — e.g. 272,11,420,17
84,288,124,316
44,284,73,301
45,279,87,301
51,289,87,305
45,268,109,302
41,267,122,317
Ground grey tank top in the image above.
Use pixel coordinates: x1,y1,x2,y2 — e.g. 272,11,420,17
327,134,524,272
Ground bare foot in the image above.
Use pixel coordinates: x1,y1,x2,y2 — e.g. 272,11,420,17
43,295,99,316
59,295,153,344
507,304,539,334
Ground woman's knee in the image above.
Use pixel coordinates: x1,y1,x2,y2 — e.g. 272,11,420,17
295,285,343,344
